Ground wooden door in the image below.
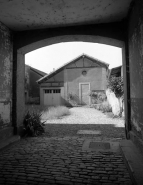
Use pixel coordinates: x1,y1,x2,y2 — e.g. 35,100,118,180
80,84,90,105
52,89,61,106
44,89,53,106
44,89,61,106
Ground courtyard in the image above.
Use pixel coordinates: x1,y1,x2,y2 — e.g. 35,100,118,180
0,107,133,185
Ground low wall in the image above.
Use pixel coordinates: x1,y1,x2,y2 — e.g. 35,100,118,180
106,89,124,116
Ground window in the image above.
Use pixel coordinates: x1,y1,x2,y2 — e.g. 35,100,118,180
45,89,52,93
44,89,61,93
82,70,87,76
53,89,61,93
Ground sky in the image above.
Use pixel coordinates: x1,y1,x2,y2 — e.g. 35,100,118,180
25,42,122,74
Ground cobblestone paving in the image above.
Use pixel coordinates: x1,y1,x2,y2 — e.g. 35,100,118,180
0,137,133,185
0,107,133,185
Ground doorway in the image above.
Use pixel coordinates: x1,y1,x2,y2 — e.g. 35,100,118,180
80,83,90,105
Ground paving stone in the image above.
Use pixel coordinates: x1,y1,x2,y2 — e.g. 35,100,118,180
0,121,133,185
27,180,38,184
27,174,40,178
56,180,73,185
27,177,35,181
70,173,79,177
91,176,100,180
16,179,27,183
79,171,88,174
77,130,101,135
55,177,72,181
79,175,90,179
5,182,16,185
95,171,107,174
44,179,56,183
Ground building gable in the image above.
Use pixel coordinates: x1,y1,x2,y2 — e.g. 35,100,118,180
75,58,84,67
43,70,64,83
66,55,107,69
37,54,109,84
29,66,47,77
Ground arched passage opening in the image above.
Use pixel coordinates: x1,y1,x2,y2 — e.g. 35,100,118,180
15,35,130,138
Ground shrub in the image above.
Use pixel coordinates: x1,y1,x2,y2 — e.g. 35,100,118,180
25,105,49,114
107,76,124,116
107,76,123,98
68,93,74,101
23,111,45,137
41,106,70,120
96,101,112,113
101,101,112,113
89,91,106,104
67,93,80,106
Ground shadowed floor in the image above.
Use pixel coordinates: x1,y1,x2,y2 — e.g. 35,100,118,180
0,107,133,185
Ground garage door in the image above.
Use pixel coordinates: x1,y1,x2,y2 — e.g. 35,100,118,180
44,89,61,106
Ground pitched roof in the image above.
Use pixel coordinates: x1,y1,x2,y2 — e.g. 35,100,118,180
25,64,47,77
109,65,122,78
37,54,109,84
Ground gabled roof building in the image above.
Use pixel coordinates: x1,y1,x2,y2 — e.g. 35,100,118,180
25,65,47,104
38,54,109,106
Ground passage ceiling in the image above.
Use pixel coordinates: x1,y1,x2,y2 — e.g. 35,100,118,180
0,0,132,31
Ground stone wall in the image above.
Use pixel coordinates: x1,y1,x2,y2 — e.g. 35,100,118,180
0,22,13,141
128,0,143,153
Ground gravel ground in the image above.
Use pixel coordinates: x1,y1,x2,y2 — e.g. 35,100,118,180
43,107,125,140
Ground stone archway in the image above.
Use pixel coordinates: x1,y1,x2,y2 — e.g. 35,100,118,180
16,35,129,137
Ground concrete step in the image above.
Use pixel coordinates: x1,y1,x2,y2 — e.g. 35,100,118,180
0,135,20,150
120,140,143,185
